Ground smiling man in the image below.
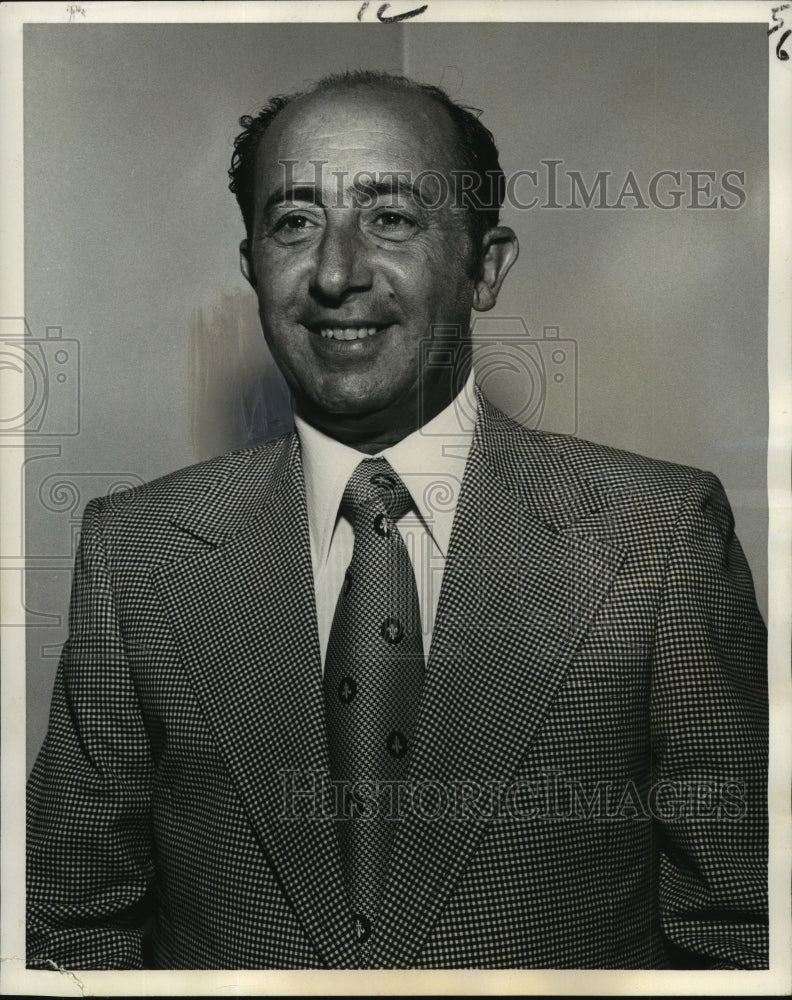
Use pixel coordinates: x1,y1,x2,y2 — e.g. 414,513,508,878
27,71,767,971
237,79,516,450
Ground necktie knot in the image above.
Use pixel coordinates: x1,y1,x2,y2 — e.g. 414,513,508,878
341,458,413,522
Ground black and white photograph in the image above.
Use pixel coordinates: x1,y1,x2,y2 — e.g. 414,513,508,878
1,0,789,994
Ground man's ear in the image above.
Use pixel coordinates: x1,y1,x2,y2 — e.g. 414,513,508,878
472,227,519,312
239,239,256,289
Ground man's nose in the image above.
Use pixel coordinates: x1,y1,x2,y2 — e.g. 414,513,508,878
310,216,373,301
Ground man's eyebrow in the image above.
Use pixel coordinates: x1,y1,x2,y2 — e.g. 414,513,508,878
351,176,432,206
262,184,323,215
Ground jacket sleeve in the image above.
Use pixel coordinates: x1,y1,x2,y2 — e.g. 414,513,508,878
650,471,768,968
27,498,155,970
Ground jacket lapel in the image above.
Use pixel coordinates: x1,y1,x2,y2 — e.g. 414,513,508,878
369,401,625,968
152,435,360,968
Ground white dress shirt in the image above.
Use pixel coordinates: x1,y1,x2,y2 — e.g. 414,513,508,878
294,371,478,668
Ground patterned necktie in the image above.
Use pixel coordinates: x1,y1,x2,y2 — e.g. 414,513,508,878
323,458,426,947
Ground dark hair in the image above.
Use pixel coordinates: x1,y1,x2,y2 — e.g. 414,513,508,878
228,70,505,251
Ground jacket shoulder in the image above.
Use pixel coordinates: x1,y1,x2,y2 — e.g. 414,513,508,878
477,396,724,527
84,433,295,531
541,427,708,492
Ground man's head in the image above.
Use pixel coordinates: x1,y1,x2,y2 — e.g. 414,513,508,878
232,71,518,451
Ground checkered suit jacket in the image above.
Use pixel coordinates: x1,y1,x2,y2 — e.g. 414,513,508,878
27,393,768,970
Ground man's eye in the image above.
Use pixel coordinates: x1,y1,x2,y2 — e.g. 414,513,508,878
369,211,417,241
271,213,320,242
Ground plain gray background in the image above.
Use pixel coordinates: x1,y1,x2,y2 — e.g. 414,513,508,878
23,22,768,770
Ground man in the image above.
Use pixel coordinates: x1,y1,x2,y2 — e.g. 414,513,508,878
27,71,767,970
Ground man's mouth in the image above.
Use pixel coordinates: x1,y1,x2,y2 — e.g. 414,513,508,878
308,320,389,340
318,325,382,341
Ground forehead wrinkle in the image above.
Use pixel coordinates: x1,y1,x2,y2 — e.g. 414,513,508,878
267,98,461,173
272,137,429,172
288,126,418,145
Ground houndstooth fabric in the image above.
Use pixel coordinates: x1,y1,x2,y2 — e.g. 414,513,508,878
26,388,768,970
323,459,426,943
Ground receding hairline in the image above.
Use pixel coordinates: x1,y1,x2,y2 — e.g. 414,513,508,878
261,78,469,170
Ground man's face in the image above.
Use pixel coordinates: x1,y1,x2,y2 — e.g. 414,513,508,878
241,85,514,446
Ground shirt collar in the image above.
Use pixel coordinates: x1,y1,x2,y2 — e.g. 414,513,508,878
295,370,478,573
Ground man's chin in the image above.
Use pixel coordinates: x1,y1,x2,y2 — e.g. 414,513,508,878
299,377,409,418
297,392,394,423
294,385,419,444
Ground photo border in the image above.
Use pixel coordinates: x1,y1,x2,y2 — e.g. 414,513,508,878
2,2,789,995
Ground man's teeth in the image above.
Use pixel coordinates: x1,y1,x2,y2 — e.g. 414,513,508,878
319,326,380,340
